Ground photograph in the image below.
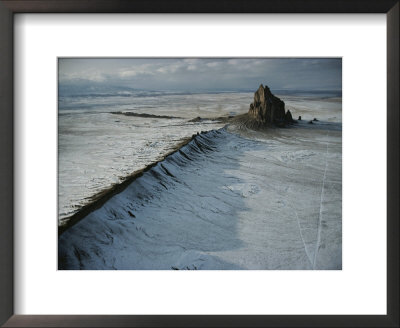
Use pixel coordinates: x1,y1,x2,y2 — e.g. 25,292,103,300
58,58,342,270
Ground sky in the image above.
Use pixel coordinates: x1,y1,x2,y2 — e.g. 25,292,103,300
58,58,342,93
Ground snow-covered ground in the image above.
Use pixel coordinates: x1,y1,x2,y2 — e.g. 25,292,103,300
58,113,225,224
59,99,342,269
58,92,254,224
282,95,342,122
58,92,341,226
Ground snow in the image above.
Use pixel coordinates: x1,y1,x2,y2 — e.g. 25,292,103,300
58,92,253,224
59,116,342,270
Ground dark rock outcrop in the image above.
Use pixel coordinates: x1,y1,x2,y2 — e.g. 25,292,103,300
232,84,296,129
285,110,294,123
247,84,295,127
112,111,181,119
189,116,202,122
248,84,286,124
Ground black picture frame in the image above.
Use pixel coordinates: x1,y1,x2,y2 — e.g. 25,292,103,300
0,1,398,327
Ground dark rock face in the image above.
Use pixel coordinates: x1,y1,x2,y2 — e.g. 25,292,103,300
285,110,294,122
189,116,202,122
248,84,288,125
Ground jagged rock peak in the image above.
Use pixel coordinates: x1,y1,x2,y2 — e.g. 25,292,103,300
285,110,294,122
248,84,291,125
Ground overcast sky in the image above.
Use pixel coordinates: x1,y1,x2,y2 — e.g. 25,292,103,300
59,58,341,92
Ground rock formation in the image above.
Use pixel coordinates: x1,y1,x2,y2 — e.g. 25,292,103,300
232,84,296,129
285,110,294,123
248,84,293,126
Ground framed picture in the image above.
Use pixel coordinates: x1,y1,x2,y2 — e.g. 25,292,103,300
1,0,398,327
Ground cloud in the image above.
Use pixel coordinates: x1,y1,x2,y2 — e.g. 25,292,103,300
59,69,107,83
187,65,197,71
206,62,220,68
59,58,342,91
118,64,156,77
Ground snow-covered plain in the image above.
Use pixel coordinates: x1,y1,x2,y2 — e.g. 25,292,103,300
58,92,252,224
58,92,341,270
